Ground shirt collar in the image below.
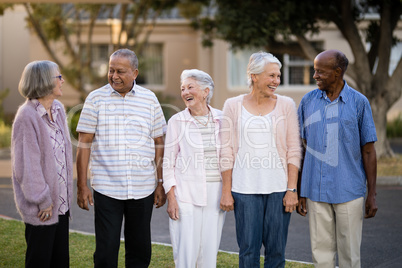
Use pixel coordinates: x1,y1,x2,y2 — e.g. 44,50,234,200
30,99,60,119
109,80,136,97
180,106,220,123
318,80,350,104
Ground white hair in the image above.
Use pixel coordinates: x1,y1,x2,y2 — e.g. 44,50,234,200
247,51,282,88
180,69,214,104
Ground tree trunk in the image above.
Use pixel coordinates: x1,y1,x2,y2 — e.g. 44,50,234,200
370,96,394,158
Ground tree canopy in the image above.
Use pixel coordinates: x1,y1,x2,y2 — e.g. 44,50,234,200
1,1,178,100
189,0,402,157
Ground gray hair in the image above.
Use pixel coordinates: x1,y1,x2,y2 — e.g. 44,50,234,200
111,48,139,70
333,50,349,75
180,69,214,105
247,51,282,88
18,60,59,99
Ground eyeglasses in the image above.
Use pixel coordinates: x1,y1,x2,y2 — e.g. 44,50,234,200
53,75,63,81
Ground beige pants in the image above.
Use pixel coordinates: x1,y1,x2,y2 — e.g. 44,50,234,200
307,197,364,268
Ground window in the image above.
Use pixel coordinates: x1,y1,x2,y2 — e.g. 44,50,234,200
80,44,112,91
227,44,320,91
136,43,164,86
280,54,315,86
90,44,110,77
227,48,254,90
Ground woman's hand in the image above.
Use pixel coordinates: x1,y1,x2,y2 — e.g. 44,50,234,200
166,188,179,220
220,192,234,212
38,205,53,222
283,191,298,213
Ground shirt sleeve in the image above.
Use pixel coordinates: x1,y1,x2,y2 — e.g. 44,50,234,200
162,116,179,194
359,98,377,146
285,99,302,169
76,95,98,134
12,111,53,210
219,98,236,172
150,100,167,139
297,98,306,140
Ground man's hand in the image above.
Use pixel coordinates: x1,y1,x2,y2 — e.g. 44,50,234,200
77,185,93,211
76,132,94,211
297,197,308,216
362,142,377,219
365,194,378,218
283,191,298,213
154,183,166,208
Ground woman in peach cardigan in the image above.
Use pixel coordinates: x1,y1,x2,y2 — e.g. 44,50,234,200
219,51,302,268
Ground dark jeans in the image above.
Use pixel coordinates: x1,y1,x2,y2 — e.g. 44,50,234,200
25,211,70,268
232,192,291,268
93,190,154,268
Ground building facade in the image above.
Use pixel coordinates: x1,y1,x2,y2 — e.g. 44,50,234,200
1,4,401,121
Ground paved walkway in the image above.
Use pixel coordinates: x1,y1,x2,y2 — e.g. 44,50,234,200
1,147,402,267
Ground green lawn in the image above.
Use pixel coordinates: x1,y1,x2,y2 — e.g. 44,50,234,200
0,218,313,267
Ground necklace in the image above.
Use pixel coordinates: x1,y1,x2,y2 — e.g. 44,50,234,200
192,111,210,127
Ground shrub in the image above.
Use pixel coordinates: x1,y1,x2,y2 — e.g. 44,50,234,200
67,106,82,142
0,119,11,148
387,114,402,138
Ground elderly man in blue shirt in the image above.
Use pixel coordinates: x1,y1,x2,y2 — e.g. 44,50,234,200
297,49,378,268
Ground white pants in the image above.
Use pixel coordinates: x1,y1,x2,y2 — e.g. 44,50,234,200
307,197,364,268
169,182,226,268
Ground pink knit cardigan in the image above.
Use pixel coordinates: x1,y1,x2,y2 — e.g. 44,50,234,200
219,94,302,176
11,99,73,226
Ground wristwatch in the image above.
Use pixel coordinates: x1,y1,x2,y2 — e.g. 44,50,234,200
286,188,297,193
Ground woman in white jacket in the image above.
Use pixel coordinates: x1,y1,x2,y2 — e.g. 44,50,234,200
163,69,226,268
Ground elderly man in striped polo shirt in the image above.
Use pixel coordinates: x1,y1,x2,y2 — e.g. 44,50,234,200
76,48,167,267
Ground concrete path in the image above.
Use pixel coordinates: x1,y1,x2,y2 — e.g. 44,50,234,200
1,141,402,267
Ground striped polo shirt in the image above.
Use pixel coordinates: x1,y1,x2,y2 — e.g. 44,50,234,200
77,83,167,200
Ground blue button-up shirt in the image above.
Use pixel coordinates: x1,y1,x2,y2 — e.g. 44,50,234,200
298,81,377,204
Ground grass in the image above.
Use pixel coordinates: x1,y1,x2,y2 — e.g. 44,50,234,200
0,218,313,268
377,154,402,177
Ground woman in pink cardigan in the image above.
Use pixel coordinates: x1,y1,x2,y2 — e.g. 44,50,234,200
219,52,302,268
163,69,225,267
11,61,73,267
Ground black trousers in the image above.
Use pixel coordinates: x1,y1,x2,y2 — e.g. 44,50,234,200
25,211,70,268
93,190,154,268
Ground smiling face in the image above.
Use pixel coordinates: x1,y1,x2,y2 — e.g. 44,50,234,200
252,63,281,97
181,78,209,112
313,53,339,92
108,56,139,95
51,70,64,99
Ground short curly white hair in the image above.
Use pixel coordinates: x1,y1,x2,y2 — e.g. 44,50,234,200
180,69,214,104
